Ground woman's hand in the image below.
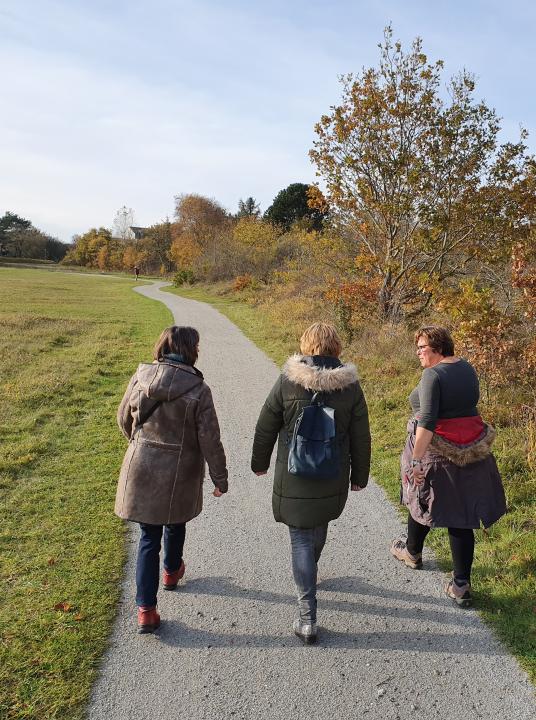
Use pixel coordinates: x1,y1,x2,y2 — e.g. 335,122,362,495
212,487,225,497
412,464,426,485
254,470,268,476
351,484,364,491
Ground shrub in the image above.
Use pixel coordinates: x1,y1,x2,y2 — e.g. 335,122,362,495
173,269,196,286
233,274,255,292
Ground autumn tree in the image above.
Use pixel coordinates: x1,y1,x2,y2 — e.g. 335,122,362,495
143,220,174,273
62,227,120,268
264,183,326,231
230,217,279,280
172,194,230,276
236,197,261,218
309,26,534,320
511,232,536,389
168,229,202,275
122,244,149,273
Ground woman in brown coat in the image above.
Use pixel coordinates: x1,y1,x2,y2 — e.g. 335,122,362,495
390,326,506,607
116,326,228,633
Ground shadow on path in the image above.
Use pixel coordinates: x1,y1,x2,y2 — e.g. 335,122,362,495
154,616,504,656
169,576,478,630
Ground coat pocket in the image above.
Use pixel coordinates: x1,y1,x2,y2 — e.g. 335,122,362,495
137,437,182,452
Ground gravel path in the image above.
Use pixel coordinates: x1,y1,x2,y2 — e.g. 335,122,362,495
89,281,535,720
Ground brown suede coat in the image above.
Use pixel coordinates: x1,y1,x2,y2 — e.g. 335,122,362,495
115,359,228,525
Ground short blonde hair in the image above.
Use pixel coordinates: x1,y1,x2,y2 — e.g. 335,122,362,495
300,322,342,357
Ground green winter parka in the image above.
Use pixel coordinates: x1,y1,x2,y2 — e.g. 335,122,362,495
251,354,371,528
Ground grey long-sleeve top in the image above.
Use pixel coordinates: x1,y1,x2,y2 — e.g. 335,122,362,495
409,358,480,431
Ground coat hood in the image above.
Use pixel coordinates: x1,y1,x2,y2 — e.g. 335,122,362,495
136,360,203,401
430,423,496,466
282,354,358,392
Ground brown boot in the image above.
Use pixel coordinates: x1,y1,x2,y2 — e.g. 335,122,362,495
163,560,186,590
390,537,423,569
444,575,472,608
137,606,161,634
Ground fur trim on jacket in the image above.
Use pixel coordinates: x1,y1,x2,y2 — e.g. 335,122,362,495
430,423,496,466
282,354,358,392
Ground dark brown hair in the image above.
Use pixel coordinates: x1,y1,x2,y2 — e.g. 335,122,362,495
415,325,454,357
153,326,200,365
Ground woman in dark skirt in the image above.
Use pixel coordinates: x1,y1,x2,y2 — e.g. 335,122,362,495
390,326,506,607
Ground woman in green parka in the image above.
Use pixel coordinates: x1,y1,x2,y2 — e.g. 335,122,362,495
251,322,371,643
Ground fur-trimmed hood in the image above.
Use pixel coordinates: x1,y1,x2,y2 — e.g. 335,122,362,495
282,354,358,392
430,424,496,466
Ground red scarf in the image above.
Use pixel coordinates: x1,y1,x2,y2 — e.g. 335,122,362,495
433,416,484,444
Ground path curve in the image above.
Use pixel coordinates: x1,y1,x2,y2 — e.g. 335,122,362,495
89,281,535,720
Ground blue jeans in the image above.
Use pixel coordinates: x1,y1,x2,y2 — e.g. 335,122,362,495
135,522,186,607
288,524,328,624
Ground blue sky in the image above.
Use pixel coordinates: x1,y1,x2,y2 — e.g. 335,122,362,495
1,0,535,242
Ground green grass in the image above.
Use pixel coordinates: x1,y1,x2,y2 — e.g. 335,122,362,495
0,268,171,719
0,258,56,265
166,282,536,683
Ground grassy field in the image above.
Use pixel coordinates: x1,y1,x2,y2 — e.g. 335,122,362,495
0,258,56,265
165,282,536,683
0,268,171,719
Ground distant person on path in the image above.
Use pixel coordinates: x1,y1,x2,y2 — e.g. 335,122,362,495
390,325,506,607
251,322,371,644
115,326,228,633
134,265,140,281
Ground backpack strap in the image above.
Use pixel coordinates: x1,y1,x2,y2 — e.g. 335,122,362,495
138,399,162,427
130,399,162,441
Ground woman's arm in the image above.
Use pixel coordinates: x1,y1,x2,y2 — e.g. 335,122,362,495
412,369,440,484
117,375,137,439
196,385,228,493
251,376,284,473
349,383,371,489
413,426,434,459
417,369,440,431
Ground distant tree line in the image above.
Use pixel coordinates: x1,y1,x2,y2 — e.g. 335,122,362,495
0,212,70,261
63,183,324,281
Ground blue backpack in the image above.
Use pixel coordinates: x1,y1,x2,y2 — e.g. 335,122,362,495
288,392,340,478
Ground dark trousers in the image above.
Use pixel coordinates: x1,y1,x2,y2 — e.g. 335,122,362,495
406,515,474,585
136,522,186,607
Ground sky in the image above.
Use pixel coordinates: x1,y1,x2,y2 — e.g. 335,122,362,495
1,0,536,242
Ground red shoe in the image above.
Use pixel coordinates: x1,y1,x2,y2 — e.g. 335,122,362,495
163,560,186,590
137,606,161,634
